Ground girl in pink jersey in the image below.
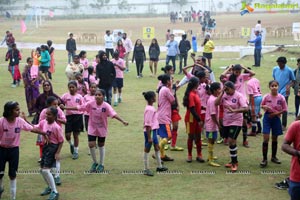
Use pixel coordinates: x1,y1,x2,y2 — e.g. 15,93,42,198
61,89,128,172
221,64,255,148
161,65,184,151
205,82,222,167
60,81,84,160
215,81,248,172
111,51,126,107
36,107,64,200
245,68,262,136
87,66,98,85
39,96,66,186
75,72,89,97
83,83,97,132
260,80,287,168
0,101,47,200
142,91,168,176
79,50,89,81
157,74,175,161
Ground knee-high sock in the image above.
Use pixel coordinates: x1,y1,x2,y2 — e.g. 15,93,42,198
257,120,262,133
114,93,118,103
159,138,168,158
230,145,238,164
74,147,79,153
155,151,162,168
55,160,60,178
187,138,193,156
90,147,97,164
171,130,178,147
99,146,105,165
195,139,202,157
10,179,16,200
272,141,278,158
262,142,268,160
39,145,43,158
143,152,149,170
42,169,57,193
242,125,247,142
251,122,257,133
208,143,214,162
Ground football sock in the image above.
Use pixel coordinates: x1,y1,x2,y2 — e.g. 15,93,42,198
171,130,177,147
196,139,202,157
90,147,97,163
230,144,238,164
242,126,247,142
262,142,268,160
55,160,60,178
10,179,16,200
187,138,193,156
159,138,168,158
42,169,57,193
143,152,149,170
155,151,163,168
99,146,105,165
114,94,118,103
272,141,278,158
74,147,79,154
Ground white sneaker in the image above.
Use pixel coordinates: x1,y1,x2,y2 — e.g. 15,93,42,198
11,84,16,88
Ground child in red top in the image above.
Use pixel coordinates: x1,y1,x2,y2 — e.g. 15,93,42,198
5,43,22,87
183,77,205,163
260,80,287,168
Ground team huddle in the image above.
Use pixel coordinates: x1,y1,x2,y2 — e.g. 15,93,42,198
142,56,299,177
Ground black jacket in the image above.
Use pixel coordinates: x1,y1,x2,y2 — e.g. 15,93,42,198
66,38,76,52
96,60,116,88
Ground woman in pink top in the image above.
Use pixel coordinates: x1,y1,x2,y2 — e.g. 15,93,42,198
157,74,175,161
79,50,89,81
260,80,287,168
111,51,126,107
142,91,168,176
205,82,222,167
35,107,64,200
0,101,47,200
62,89,128,173
221,64,255,148
60,81,84,160
215,81,248,172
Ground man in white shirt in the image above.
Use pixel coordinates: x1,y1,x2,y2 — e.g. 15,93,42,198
104,30,114,60
255,20,262,33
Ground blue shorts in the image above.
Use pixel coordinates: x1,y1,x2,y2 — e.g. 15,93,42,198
158,124,172,139
144,129,159,149
289,180,300,200
112,78,123,88
206,131,218,140
253,96,262,115
262,112,282,136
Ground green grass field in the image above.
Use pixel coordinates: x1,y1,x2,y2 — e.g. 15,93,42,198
0,13,299,200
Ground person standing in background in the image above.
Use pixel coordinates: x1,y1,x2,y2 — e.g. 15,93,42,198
165,34,179,73
47,40,55,80
122,33,133,72
255,20,262,33
166,29,171,41
178,34,191,74
66,33,76,64
104,30,114,60
1,31,15,51
293,58,300,118
201,33,214,68
247,30,262,67
272,56,295,131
